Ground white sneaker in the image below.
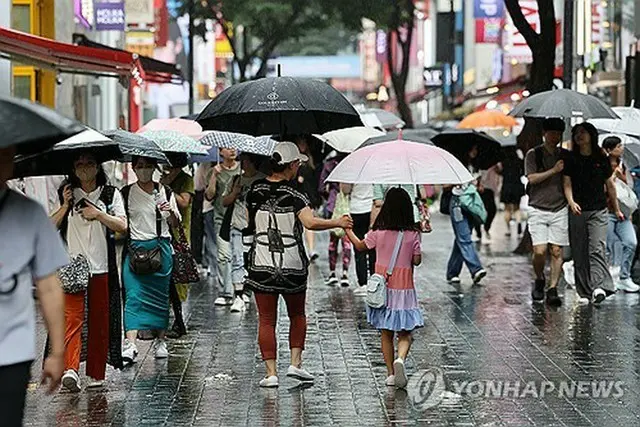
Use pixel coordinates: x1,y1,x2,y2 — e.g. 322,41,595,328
473,269,487,285
286,365,314,382
353,286,368,296
259,375,279,388
592,288,607,305
563,261,575,287
577,297,590,305
447,277,461,284
242,294,251,304
87,378,105,389
471,235,480,243
154,339,169,359
385,375,395,387
214,297,232,306
122,339,138,364
393,358,408,389
616,278,640,293
61,369,81,393
325,273,338,286
230,296,246,312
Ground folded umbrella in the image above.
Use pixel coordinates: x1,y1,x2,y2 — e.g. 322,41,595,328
103,129,169,163
316,127,385,153
196,76,362,135
13,128,122,177
509,89,619,120
590,106,640,138
359,128,437,149
432,129,503,170
140,130,208,155
325,140,474,185
1,95,85,155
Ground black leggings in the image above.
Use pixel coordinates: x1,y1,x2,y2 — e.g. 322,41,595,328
352,212,376,286
475,189,497,234
0,361,31,427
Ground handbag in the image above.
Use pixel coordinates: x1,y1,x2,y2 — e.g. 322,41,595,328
440,189,452,215
330,191,350,238
458,184,487,225
171,224,200,284
58,254,91,294
366,231,404,309
615,178,639,218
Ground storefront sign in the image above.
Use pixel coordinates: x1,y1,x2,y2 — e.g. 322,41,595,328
125,0,154,26
375,30,387,63
95,2,125,31
423,66,445,88
475,18,502,43
126,30,155,57
74,0,94,29
474,0,504,19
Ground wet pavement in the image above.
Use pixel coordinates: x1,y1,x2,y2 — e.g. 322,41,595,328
24,214,640,426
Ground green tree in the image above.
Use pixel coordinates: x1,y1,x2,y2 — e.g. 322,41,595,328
330,0,416,127
275,24,358,57
185,0,332,81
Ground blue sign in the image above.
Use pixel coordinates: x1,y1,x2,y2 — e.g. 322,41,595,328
474,0,504,19
95,2,125,31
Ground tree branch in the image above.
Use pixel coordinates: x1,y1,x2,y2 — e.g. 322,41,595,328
504,0,540,49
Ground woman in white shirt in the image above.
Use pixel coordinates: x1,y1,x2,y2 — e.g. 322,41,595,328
50,153,127,392
121,157,181,363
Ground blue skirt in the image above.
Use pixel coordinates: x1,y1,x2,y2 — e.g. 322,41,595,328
123,238,173,331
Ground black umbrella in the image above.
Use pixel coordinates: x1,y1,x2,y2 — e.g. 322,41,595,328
102,129,169,163
509,89,619,120
359,128,437,148
1,95,85,155
196,77,363,135
13,129,122,178
432,129,503,170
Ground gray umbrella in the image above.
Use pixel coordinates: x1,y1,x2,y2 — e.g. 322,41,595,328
102,129,169,163
1,95,85,155
359,108,406,129
509,89,619,120
359,128,436,148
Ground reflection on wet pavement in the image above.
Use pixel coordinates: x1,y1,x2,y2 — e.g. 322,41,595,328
24,216,640,426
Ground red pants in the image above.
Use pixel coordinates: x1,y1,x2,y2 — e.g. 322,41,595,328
254,291,307,361
64,274,110,380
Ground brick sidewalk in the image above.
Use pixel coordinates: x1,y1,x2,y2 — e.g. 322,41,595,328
23,215,640,426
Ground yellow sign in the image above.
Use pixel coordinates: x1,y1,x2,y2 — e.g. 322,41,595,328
126,31,154,58
215,22,233,57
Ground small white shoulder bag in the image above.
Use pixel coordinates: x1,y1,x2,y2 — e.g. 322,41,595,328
366,231,404,309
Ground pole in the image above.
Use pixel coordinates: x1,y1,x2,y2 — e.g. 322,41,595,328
188,0,195,115
449,0,455,110
563,0,574,89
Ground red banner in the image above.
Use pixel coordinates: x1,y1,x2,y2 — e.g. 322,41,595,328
475,18,502,43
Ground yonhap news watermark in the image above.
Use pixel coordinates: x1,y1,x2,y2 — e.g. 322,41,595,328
407,368,625,411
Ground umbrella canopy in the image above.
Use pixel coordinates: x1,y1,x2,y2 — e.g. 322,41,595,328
590,107,640,138
509,89,619,119
458,110,518,129
139,118,205,139
196,77,362,135
1,95,86,155
359,108,405,129
13,128,122,177
316,127,385,153
103,129,169,163
359,128,437,149
494,132,518,147
325,140,474,185
200,131,277,156
432,129,503,170
139,130,208,155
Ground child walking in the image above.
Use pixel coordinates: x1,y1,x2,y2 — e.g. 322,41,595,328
346,187,424,389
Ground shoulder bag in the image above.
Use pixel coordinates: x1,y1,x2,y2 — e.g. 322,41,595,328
58,253,91,294
366,231,404,309
171,224,200,285
458,184,487,225
615,178,639,218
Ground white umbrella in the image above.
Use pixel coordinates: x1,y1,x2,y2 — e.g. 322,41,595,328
590,106,640,138
315,127,385,153
325,140,474,185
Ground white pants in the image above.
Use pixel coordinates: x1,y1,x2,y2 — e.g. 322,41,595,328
528,206,570,247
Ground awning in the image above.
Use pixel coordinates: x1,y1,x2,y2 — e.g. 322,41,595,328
73,34,182,84
0,27,182,84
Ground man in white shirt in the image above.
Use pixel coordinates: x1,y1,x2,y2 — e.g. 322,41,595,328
342,183,376,293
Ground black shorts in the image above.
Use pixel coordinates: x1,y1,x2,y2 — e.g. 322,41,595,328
0,361,32,427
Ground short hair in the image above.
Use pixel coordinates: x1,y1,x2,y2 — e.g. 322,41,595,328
542,118,566,132
602,136,622,151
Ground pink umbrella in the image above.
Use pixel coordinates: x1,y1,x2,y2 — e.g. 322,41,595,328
325,139,473,185
139,118,205,140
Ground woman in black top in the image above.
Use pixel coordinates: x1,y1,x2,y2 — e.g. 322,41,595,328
293,136,323,261
563,123,621,303
499,148,525,236
245,141,352,388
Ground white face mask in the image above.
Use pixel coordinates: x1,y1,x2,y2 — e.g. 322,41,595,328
134,167,154,183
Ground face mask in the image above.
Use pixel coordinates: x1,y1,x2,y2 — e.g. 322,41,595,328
135,167,154,183
75,166,97,182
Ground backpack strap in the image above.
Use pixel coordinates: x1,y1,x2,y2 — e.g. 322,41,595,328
534,146,545,172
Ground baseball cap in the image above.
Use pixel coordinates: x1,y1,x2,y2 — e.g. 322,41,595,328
272,141,309,165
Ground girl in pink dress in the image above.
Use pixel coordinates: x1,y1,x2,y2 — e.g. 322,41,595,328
346,187,424,389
